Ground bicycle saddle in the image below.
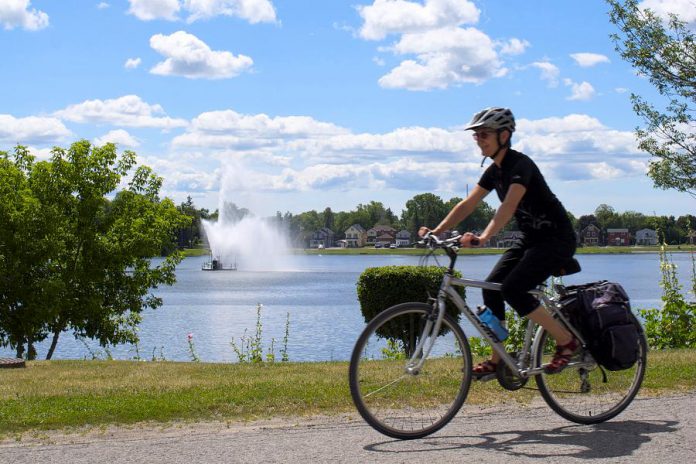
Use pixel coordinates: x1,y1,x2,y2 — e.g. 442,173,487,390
551,258,581,277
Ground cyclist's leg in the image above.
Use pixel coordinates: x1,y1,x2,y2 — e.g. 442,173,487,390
478,243,525,367
499,237,575,319
482,242,525,321
499,237,578,371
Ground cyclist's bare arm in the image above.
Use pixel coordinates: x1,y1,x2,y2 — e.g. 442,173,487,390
424,185,489,236
474,183,526,246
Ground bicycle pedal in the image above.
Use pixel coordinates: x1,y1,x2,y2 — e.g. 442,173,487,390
473,373,497,382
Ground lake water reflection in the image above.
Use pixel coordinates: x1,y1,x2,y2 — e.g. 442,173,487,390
3,252,693,362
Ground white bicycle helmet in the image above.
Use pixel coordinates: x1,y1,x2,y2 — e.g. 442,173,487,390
465,107,515,133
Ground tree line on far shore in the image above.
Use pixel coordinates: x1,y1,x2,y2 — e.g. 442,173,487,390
177,196,695,248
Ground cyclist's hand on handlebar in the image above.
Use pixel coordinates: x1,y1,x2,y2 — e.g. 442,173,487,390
418,226,442,238
459,232,481,248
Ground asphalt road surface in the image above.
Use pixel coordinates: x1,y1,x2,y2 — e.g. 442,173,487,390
2,393,694,464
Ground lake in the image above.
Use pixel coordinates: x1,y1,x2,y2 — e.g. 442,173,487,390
2,252,693,362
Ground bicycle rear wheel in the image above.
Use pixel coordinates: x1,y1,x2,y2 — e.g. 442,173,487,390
534,319,647,424
349,302,472,439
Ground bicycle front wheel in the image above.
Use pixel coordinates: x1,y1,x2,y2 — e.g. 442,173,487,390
534,320,647,424
349,302,472,439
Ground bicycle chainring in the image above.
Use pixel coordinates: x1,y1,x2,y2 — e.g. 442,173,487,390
496,352,529,391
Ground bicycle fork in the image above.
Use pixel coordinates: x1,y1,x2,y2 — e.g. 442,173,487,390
404,294,446,375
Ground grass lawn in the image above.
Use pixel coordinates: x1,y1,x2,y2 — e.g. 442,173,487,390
1,349,694,436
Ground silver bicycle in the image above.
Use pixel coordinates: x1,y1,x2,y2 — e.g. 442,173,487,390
348,233,647,440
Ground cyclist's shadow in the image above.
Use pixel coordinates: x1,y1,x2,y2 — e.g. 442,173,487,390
364,420,679,459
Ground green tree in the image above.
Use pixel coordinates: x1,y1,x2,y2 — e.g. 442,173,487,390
577,214,598,235
221,202,250,224
619,210,648,233
595,204,620,230
608,0,696,194
0,141,189,360
401,193,448,238
0,147,62,359
177,196,204,248
649,215,680,244
321,207,335,231
290,210,322,247
443,197,495,233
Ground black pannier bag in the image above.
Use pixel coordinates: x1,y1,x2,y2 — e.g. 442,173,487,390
560,281,640,371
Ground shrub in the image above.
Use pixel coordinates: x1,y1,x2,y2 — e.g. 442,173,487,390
357,265,464,323
357,265,465,354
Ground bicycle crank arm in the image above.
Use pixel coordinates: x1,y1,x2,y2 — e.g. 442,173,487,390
522,360,597,377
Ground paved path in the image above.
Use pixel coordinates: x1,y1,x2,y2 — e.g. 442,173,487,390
1,394,694,463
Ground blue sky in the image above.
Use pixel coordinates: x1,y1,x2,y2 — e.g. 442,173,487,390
1,0,694,219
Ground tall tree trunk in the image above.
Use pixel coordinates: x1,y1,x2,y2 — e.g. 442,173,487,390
46,326,62,360
27,341,37,361
16,342,25,359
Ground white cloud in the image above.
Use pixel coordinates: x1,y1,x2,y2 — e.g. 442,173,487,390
127,0,278,24
213,158,482,193
565,80,597,101
515,114,642,170
531,61,560,87
34,104,644,199
357,0,480,40
517,114,606,134
124,57,142,69
570,52,610,67
140,154,220,193
500,38,530,56
54,95,188,129
291,126,468,160
639,0,696,25
190,110,348,137
93,129,140,148
356,1,503,90
172,110,349,149
378,27,507,90
97,2,110,9
0,114,71,144
0,0,49,30
615,87,629,94
128,0,180,21
184,0,278,24
149,31,253,79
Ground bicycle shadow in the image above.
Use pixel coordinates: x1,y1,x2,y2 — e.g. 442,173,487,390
364,420,679,460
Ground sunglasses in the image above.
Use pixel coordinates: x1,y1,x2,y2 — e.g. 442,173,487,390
472,130,497,140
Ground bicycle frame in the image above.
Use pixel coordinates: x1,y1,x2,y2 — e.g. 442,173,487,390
406,262,591,380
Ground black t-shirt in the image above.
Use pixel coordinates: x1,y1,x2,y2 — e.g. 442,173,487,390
478,149,574,241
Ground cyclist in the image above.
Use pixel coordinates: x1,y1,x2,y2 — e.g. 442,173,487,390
419,107,578,376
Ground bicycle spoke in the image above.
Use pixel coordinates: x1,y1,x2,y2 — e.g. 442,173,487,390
535,328,646,424
349,303,472,439
363,374,409,399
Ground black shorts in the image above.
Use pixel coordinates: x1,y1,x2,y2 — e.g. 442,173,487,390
482,235,576,319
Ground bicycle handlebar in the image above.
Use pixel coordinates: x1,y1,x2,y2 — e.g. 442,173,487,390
417,232,479,249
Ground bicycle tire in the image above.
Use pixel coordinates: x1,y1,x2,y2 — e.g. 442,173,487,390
349,302,472,439
534,317,647,424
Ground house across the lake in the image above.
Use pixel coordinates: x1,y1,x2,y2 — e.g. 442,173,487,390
581,224,601,246
309,227,335,249
635,228,658,246
343,224,367,248
607,228,630,246
395,229,411,247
